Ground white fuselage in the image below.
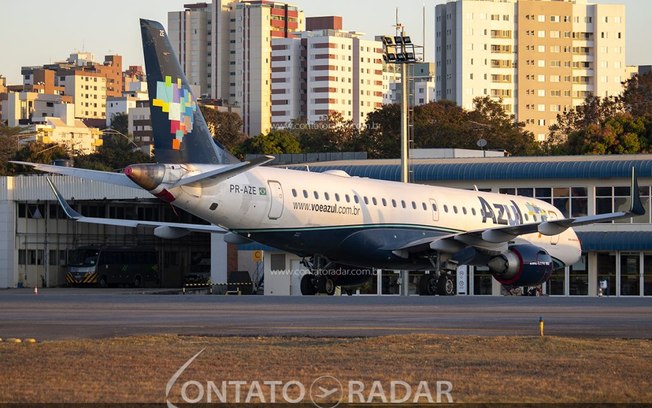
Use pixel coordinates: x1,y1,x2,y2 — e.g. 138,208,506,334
164,165,582,269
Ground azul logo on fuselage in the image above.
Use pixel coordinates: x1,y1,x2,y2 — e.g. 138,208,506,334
478,197,524,226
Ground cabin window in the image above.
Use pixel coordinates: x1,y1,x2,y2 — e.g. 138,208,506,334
345,194,351,203
324,192,330,201
525,213,530,221
314,191,319,199
432,203,437,211
422,202,427,211
364,197,369,205
444,205,449,213
412,201,417,210
463,207,468,215
354,196,360,204
472,208,476,216
303,190,308,198
382,198,387,207
401,200,406,209
392,199,397,208
453,206,459,214
292,189,297,197
335,193,340,202
372,197,378,205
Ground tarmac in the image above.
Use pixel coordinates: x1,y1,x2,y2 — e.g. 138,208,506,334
0,288,650,340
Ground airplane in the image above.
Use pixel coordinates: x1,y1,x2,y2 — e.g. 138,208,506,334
12,19,645,296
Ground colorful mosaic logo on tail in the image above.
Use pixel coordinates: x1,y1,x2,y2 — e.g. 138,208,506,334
153,76,197,150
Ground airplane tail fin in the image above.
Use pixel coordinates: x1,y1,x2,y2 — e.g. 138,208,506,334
140,19,239,165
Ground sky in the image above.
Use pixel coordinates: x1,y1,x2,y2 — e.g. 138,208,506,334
1,0,650,85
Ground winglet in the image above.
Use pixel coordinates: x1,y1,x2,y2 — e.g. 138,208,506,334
630,167,645,216
45,177,82,220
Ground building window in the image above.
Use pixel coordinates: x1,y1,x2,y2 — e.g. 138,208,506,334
621,253,641,296
569,254,588,296
597,253,617,296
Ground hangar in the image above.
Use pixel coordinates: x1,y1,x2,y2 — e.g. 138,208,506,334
1,153,651,297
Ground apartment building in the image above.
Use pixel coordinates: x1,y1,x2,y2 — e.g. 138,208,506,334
169,1,304,136
169,3,211,97
383,62,436,106
63,71,107,122
2,92,71,126
232,1,304,136
435,0,626,140
0,75,6,122
270,21,383,128
18,53,127,125
34,104,103,155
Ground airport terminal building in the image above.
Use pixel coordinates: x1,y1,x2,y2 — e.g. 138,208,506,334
1,153,652,297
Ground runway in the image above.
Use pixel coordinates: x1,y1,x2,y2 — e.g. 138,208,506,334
0,289,650,340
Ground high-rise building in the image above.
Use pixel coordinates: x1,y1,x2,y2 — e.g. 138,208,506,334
435,0,626,141
169,3,211,97
383,62,435,107
271,28,383,129
231,1,304,136
169,1,304,136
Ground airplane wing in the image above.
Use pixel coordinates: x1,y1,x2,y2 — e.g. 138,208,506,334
394,167,645,257
46,177,225,237
10,161,139,188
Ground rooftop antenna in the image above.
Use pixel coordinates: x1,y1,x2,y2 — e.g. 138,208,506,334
423,4,426,60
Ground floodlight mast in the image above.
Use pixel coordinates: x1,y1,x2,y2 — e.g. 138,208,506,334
382,23,419,184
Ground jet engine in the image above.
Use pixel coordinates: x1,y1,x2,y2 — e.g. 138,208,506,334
487,244,554,287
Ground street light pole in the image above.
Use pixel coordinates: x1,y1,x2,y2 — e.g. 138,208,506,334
400,62,409,183
382,24,421,297
382,29,419,184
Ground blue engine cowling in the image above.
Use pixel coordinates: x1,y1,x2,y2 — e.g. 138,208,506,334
488,245,554,287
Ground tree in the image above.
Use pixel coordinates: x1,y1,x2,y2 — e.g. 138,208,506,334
546,95,623,154
234,129,301,158
357,98,539,158
467,96,541,156
0,135,20,175
621,72,652,143
199,105,247,151
109,113,129,136
356,104,401,159
294,112,359,153
412,100,474,149
74,136,154,171
621,71,652,121
10,142,70,173
566,112,647,155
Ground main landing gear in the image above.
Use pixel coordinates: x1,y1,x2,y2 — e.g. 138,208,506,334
418,272,456,296
300,256,336,296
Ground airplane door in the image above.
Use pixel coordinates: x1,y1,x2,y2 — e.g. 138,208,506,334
429,199,440,222
267,180,284,220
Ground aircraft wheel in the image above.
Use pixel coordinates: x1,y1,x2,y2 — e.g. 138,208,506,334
437,276,456,296
323,277,336,296
419,275,438,296
300,274,316,295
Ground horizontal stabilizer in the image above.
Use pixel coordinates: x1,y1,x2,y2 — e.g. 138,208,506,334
174,155,275,188
46,177,225,237
11,161,139,188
